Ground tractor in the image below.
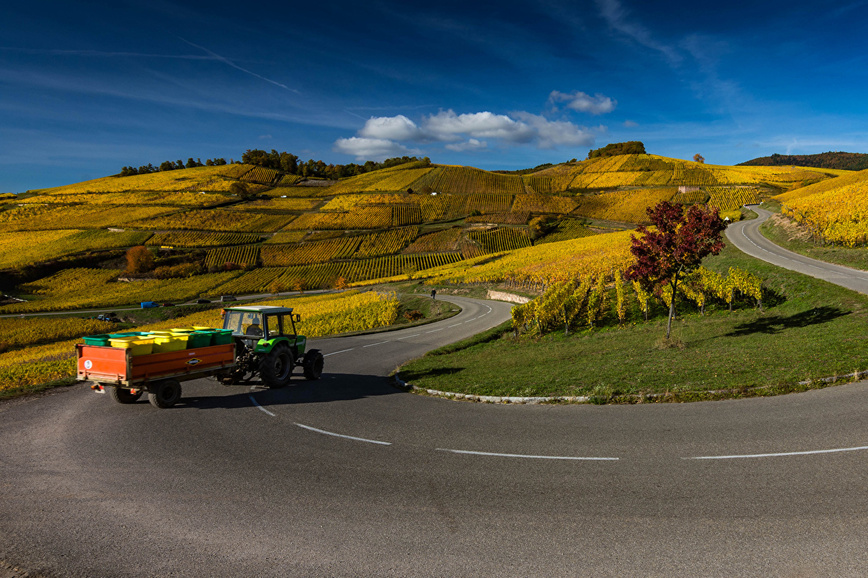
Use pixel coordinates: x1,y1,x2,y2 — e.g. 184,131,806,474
220,305,324,388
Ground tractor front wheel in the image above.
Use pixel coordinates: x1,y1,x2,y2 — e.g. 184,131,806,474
303,350,324,381
260,343,294,389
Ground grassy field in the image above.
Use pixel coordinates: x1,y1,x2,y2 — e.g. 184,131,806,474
398,243,868,402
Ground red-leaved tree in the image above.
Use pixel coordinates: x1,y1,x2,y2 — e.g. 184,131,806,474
625,201,726,339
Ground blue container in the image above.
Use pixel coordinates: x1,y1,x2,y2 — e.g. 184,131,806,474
140,301,158,309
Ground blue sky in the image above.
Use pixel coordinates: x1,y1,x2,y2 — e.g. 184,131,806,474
3,0,868,192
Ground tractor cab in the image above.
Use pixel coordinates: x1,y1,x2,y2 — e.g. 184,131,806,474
222,305,304,352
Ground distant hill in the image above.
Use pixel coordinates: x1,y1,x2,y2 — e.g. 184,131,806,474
738,152,868,171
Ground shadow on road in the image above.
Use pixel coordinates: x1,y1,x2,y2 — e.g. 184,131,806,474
170,373,404,410
726,306,850,337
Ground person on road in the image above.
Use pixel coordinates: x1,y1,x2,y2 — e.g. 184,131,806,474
431,289,436,300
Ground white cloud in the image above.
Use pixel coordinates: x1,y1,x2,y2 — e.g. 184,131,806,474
333,104,605,158
358,114,424,140
513,112,596,148
445,138,487,152
623,120,639,127
423,110,534,143
332,137,417,161
549,90,617,115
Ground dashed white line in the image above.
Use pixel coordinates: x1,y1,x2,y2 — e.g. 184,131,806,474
295,423,392,446
248,394,276,417
363,341,390,348
425,328,445,333
396,333,421,339
685,445,868,460
447,323,462,328
323,348,355,357
436,448,619,461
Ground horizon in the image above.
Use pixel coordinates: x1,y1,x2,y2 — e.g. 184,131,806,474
3,0,868,192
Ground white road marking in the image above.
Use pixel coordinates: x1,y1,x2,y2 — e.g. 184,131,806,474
396,333,421,339
425,328,445,333
363,341,390,348
447,323,462,328
436,448,619,461
295,423,392,446
323,348,355,357
686,445,868,460
248,395,276,417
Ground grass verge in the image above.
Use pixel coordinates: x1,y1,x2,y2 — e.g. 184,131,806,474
398,244,868,402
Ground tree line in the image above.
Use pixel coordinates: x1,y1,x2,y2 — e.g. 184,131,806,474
119,157,229,177
240,149,429,180
118,150,430,179
737,151,868,171
587,141,646,159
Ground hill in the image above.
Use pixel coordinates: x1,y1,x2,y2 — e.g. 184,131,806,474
738,151,868,171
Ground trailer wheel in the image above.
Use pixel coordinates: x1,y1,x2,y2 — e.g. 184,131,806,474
109,386,143,404
302,350,324,381
148,379,182,409
261,343,294,389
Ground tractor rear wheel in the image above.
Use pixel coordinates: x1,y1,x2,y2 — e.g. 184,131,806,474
260,343,294,389
147,379,182,409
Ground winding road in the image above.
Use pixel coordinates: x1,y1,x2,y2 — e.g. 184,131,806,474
3,231,868,576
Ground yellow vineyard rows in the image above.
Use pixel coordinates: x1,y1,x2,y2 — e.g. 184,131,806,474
264,231,308,244
204,245,261,268
17,191,231,208
33,165,241,195
326,165,434,194
128,209,295,232
426,230,636,286
321,193,411,212
402,227,462,253
413,166,525,195
513,265,763,335
240,166,281,184
0,204,176,231
216,252,464,292
260,237,361,266
466,212,530,225
284,208,393,230
779,177,868,246
530,154,838,192
229,197,321,212
468,228,531,253
0,317,116,352
0,229,152,270
512,194,577,214
355,227,420,258
573,189,677,224
147,231,263,248
706,186,759,211
393,205,422,226
0,270,242,313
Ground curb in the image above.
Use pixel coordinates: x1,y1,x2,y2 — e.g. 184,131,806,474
393,369,868,405
393,373,590,404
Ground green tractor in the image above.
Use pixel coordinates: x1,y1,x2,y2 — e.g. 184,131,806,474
221,305,324,388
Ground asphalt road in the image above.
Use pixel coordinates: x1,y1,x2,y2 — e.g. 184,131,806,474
727,204,868,295
3,280,868,575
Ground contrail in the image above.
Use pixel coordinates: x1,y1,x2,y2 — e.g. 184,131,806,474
178,37,300,94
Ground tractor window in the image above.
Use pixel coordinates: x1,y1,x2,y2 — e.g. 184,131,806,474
223,311,263,336
265,315,284,339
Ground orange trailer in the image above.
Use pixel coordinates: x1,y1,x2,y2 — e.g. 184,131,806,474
76,343,236,408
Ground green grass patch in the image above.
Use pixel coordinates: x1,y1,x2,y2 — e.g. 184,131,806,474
399,244,868,402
